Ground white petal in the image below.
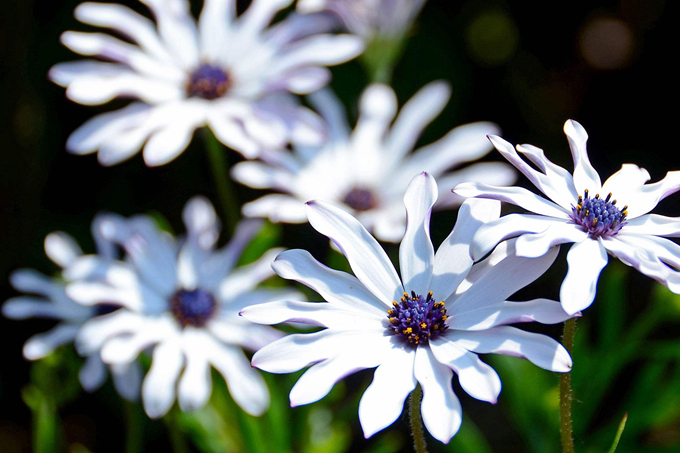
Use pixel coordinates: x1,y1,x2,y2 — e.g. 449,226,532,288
272,34,364,75
616,170,680,219
430,198,500,302
289,340,388,407
44,232,83,269
66,72,182,106
454,182,569,219
208,318,283,351
209,342,269,416
76,310,145,355
358,346,416,438
74,2,174,65
9,269,60,298
142,109,205,167
101,318,176,364
252,329,365,373
23,325,80,360
142,340,184,419
230,161,292,190
451,239,559,310
414,346,463,443
400,173,437,295
241,194,308,223
564,120,602,194
560,239,608,315
140,0,199,70
207,113,260,158
599,164,651,216
307,87,351,141
435,162,517,209
49,60,130,86
624,214,680,237
198,0,235,61
237,0,292,36
183,196,220,249
111,361,143,402
447,327,572,372
276,66,332,94
429,337,500,404
305,200,403,304
272,249,388,315
79,354,108,393
385,81,451,162
218,248,283,299
241,300,383,330
515,222,588,258
2,297,74,320
470,214,563,261
178,330,213,412
398,122,501,179
450,298,574,331
489,135,578,210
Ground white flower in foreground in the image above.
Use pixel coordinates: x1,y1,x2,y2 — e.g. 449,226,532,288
2,230,141,401
298,0,425,40
50,0,364,166
232,82,515,242
454,120,680,315
65,197,302,418
242,172,572,443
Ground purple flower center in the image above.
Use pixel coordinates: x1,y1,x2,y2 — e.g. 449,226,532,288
387,291,448,346
187,64,231,100
170,288,217,327
343,187,377,212
570,189,627,238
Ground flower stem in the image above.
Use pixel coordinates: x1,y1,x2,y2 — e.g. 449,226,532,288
560,318,577,453
409,385,427,453
202,129,240,235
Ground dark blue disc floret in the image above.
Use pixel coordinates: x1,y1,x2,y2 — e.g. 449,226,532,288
170,288,217,327
570,189,627,238
343,187,377,212
387,291,448,346
187,64,231,100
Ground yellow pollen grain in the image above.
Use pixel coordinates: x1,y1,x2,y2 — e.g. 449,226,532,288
420,322,427,329
403,327,412,334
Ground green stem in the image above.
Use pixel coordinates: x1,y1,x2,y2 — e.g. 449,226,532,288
409,385,427,453
124,401,144,453
202,129,240,235
560,318,577,453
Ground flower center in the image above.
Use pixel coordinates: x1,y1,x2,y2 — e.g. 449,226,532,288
187,64,231,100
170,288,217,327
387,291,448,346
570,189,628,238
343,187,377,212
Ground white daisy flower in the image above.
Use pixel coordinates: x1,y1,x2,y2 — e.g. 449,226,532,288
241,172,573,443
3,229,141,401
454,120,680,315
49,0,364,166
65,197,302,418
298,0,425,40
232,82,516,242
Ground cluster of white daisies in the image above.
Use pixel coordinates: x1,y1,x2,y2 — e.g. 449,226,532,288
6,0,680,446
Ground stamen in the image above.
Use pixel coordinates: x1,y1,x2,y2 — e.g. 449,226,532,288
385,291,448,346
570,189,627,238
343,187,377,212
170,288,217,327
187,64,231,100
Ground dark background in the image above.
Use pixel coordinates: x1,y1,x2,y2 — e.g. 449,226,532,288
0,0,677,452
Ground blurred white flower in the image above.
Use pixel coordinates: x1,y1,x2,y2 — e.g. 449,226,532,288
455,120,680,315
233,82,515,242
3,230,141,401
242,173,572,443
50,0,364,166
66,197,302,418
298,0,425,40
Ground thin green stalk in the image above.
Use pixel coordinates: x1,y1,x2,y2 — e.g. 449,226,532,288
124,401,144,453
607,413,628,453
202,129,240,234
560,318,577,453
409,385,427,453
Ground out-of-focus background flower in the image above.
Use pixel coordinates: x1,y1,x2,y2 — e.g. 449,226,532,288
1,1,678,452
